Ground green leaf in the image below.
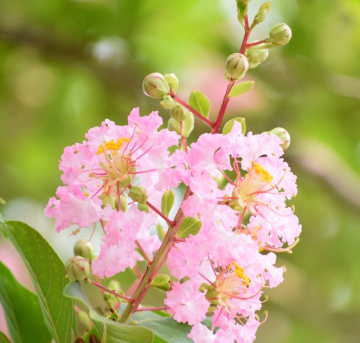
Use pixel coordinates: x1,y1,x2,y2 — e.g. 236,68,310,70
252,2,272,27
125,309,192,343
0,217,73,343
161,190,175,218
0,332,13,343
236,1,248,27
188,90,211,118
64,282,154,343
222,117,246,135
0,261,52,343
149,274,171,292
228,81,254,97
176,217,202,239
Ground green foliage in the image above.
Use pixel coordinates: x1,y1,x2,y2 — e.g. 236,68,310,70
223,117,246,135
0,216,73,343
252,2,272,28
188,90,211,119
116,304,192,343
64,282,154,343
0,261,51,343
161,190,175,218
228,81,254,97
0,332,12,343
129,311,192,343
176,217,202,239
150,274,171,292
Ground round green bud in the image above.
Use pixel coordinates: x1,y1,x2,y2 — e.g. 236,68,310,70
245,48,269,69
269,23,292,46
225,53,249,80
164,73,179,93
269,127,291,150
118,174,134,188
170,105,186,122
168,111,194,137
65,256,90,281
142,72,170,99
160,95,176,109
138,203,150,213
108,280,122,292
74,239,95,261
129,185,148,204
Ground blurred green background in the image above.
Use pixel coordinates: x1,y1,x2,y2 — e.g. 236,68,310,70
1,0,360,342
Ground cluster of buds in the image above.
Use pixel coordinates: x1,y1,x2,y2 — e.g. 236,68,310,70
228,1,292,73
143,72,195,138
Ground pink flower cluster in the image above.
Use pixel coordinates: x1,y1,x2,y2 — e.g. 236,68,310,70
162,121,301,342
46,110,301,342
45,108,179,276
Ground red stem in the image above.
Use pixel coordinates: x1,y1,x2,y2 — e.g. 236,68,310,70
135,240,151,264
146,201,176,227
246,39,267,48
171,93,215,128
118,14,253,323
212,14,252,134
87,279,134,303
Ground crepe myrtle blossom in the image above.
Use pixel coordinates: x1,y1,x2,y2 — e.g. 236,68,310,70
92,205,160,278
166,230,283,340
45,108,179,232
167,121,301,251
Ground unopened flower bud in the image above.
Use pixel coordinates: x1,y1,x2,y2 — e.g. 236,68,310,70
160,95,176,110
129,185,148,204
252,2,272,27
269,23,292,46
66,256,90,281
225,53,249,80
269,127,291,150
138,203,150,213
108,280,122,292
164,73,179,93
74,239,95,261
142,72,170,99
170,105,186,122
168,111,194,138
245,48,269,69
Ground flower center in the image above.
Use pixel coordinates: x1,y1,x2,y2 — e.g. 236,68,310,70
229,161,273,212
96,138,131,155
252,162,273,183
91,137,135,192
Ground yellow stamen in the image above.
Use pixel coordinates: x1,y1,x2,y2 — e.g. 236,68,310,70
84,192,89,197
252,162,273,183
232,261,251,286
96,137,130,155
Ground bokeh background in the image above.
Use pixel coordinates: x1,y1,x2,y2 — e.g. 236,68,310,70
1,0,360,342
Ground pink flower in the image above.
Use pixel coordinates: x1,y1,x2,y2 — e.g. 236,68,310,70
45,108,180,232
164,280,209,326
45,185,103,232
92,206,158,278
188,324,216,343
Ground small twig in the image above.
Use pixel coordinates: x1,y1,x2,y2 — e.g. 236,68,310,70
135,306,170,312
135,240,151,264
146,201,176,227
170,93,215,128
86,279,134,303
